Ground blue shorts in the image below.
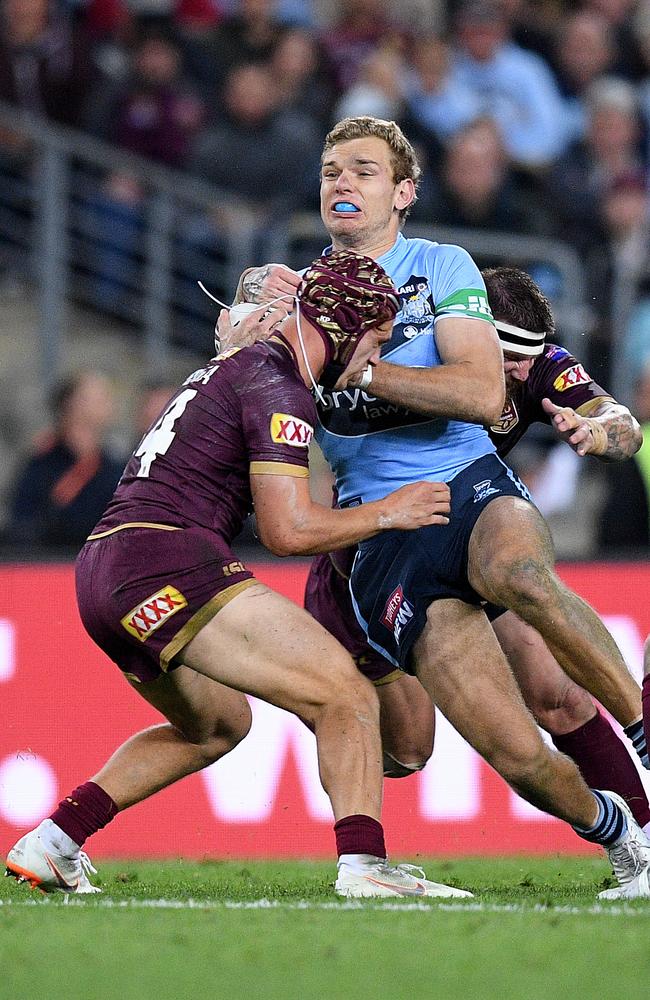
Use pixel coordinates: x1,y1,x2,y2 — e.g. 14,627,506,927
349,454,531,672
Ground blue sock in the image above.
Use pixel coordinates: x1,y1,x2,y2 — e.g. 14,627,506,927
573,790,627,847
623,719,649,769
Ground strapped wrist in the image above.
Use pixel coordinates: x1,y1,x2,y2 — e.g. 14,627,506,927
586,419,608,455
358,366,373,390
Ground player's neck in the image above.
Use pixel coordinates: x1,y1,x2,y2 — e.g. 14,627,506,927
330,230,399,260
281,316,327,388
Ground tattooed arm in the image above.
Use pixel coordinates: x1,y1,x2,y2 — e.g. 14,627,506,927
542,397,643,462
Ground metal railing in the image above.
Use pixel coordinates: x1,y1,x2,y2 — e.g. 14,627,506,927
0,101,594,386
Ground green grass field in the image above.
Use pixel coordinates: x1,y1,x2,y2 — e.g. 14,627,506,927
1,857,649,1000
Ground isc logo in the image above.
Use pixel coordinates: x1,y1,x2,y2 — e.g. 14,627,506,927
270,413,314,447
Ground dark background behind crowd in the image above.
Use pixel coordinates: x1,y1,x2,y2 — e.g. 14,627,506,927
2,0,650,556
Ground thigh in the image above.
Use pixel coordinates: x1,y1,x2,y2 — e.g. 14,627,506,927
305,552,396,684
181,582,374,717
467,494,555,605
131,663,252,743
377,673,435,762
413,598,545,763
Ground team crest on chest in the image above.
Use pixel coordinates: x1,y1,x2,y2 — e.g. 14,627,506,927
491,399,519,435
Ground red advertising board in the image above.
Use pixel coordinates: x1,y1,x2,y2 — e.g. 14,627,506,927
0,561,648,858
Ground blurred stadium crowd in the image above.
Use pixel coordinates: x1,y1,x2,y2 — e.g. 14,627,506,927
2,0,650,556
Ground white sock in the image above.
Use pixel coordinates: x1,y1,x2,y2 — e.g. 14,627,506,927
337,853,384,869
643,820,650,839
38,818,81,857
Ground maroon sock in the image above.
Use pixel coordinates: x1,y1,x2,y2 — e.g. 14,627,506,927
49,781,119,848
553,710,650,829
334,814,386,859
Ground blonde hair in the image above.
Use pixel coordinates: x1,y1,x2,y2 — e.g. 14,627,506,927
323,116,421,222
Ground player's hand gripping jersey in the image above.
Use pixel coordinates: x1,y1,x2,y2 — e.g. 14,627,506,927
315,235,496,504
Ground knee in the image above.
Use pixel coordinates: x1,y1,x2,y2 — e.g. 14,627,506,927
183,701,253,764
491,558,559,616
312,656,380,727
529,678,595,736
383,749,430,778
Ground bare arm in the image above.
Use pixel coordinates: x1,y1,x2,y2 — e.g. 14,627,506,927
233,263,302,305
251,474,451,557
542,397,643,461
361,316,505,425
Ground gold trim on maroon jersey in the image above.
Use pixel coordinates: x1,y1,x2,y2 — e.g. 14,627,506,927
249,461,309,477
372,668,402,687
88,522,182,539
575,396,615,417
159,578,258,671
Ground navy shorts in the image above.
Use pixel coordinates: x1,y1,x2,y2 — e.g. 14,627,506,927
76,525,256,684
349,454,530,672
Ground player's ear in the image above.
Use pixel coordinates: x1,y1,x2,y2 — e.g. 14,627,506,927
394,179,415,212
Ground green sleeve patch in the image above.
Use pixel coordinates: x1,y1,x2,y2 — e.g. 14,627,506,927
435,288,494,324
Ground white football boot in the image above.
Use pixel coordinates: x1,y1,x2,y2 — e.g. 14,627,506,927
597,791,650,900
335,855,473,899
5,819,101,894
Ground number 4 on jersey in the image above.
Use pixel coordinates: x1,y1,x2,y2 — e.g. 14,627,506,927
135,387,197,477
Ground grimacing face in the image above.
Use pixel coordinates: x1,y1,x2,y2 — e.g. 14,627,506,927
320,137,414,250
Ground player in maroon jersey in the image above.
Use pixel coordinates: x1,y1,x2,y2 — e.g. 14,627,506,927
5,251,468,901
305,265,650,837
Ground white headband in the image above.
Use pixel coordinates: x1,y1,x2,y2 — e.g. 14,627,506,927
495,319,546,357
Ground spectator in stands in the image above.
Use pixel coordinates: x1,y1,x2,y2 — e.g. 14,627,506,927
598,362,650,553
448,0,567,171
189,61,320,237
582,0,646,80
85,26,206,168
182,0,284,99
0,0,90,126
551,9,617,149
4,370,124,550
546,75,646,257
267,25,335,129
423,117,556,237
318,0,407,95
333,44,405,123
403,32,480,146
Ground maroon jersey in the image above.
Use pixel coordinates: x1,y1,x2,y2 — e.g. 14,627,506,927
91,340,315,543
489,343,611,456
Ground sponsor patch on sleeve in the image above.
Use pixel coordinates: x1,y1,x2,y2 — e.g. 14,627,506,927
435,288,494,324
121,585,187,642
553,364,591,392
270,413,314,447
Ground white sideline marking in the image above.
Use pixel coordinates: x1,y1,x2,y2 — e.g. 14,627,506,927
1,897,649,916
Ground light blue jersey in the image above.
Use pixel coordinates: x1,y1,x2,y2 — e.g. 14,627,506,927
315,234,497,505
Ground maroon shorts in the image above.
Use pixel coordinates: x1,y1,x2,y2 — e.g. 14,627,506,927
75,525,256,684
304,552,397,685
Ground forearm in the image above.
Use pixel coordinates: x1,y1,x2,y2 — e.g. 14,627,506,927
369,360,505,425
260,499,392,557
585,403,643,462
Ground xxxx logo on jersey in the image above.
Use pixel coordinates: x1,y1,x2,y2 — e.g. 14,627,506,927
553,364,590,392
270,413,314,447
121,585,187,641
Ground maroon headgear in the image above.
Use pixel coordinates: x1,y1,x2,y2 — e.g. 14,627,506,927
297,250,400,366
